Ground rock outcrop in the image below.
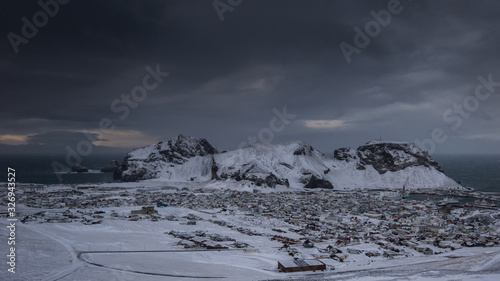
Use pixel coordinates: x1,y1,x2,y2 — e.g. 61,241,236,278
355,141,444,174
71,165,88,173
118,134,218,182
300,175,334,189
334,147,356,162
101,160,121,172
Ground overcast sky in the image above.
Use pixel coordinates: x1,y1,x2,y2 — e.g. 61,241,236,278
1,0,500,156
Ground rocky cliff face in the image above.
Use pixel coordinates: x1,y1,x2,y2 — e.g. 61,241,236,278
333,147,357,162
155,134,218,164
118,135,218,182
101,160,121,173
117,136,460,190
335,141,444,174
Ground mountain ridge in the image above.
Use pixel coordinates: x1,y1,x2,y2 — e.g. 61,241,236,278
116,135,461,190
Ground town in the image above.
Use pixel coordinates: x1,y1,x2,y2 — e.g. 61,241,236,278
2,182,500,278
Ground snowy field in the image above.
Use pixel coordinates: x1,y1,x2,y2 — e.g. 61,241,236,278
2,217,500,281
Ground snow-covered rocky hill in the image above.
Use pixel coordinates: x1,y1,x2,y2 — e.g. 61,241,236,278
117,135,460,190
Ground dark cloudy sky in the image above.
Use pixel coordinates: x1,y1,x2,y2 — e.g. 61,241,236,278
1,0,500,155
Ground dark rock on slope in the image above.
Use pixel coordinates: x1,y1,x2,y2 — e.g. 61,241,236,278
101,160,121,172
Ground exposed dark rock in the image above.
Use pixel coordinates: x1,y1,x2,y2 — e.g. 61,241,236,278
334,147,356,162
158,134,218,164
356,142,444,174
101,160,121,172
113,168,122,180
121,167,148,182
239,173,289,188
71,165,88,173
222,171,244,182
293,143,314,156
279,162,293,169
301,175,334,189
211,156,220,180
119,135,219,182
264,173,289,188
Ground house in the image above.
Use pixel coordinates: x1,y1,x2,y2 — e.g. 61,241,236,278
411,224,426,233
233,242,249,248
365,250,381,257
383,250,405,258
278,259,326,273
415,246,433,255
131,206,158,215
428,225,445,234
330,253,349,262
178,240,197,248
423,248,434,255
336,236,351,246
405,240,419,249
438,241,452,248
203,241,228,249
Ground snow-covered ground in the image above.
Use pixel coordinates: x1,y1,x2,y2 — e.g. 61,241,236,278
1,180,499,281
3,217,500,281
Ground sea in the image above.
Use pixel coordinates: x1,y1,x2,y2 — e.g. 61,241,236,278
0,153,125,186
0,154,499,193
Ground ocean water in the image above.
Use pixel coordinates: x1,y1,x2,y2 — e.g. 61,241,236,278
0,153,125,185
0,153,499,192
432,154,500,193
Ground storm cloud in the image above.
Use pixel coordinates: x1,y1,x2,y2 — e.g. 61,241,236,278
1,0,500,155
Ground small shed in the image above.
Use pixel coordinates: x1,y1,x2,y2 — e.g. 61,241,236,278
278,259,326,273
